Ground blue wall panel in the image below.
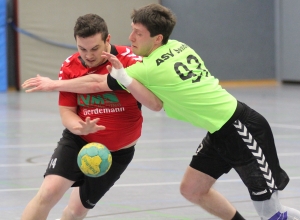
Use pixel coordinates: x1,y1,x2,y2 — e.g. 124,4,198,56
0,0,7,91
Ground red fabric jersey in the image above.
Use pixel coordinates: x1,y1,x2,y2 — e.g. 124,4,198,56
59,45,143,151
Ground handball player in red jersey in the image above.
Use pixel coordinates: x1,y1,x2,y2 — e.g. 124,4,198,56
21,14,162,220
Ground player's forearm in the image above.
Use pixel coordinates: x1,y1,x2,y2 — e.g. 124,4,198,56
52,78,86,93
23,74,108,93
108,66,163,111
56,75,108,93
127,79,163,111
59,107,84,135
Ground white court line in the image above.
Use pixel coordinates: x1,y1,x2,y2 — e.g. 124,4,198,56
0,163,48,167
1,177,300,193
0,123,298,193
0,138,200,149
0,123,299,149
1,152,300,168
2,135,300,149
0,134,299,149
133,152,300,161
270,123,300,130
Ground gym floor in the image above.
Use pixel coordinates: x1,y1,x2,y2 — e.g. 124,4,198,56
1,82,300,220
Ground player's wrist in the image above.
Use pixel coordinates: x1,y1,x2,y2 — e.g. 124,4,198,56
110,67,132,87
52,80,62,91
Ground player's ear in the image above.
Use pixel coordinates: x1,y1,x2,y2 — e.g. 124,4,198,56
106,34,111,43
155,34,163,44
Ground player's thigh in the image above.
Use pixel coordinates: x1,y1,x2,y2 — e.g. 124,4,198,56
183,135,231,194
45,129,86,181
189,134,232,180
38,175,75,202
181,166,216,195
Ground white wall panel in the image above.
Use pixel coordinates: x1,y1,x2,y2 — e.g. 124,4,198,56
17,0,158,86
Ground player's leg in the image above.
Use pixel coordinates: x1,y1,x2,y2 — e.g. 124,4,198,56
21,175,74,220
21,129,86,220
61,146,136,219
180,166,240,219
231,102,299,219
180,135,244,220
253,191,300,220
61,187,88,220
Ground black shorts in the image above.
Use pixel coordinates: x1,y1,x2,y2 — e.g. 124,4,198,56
190,101,289,201
45,129,135,209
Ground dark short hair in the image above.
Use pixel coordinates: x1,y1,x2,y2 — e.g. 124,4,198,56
74,14,108,41
131,4,176,45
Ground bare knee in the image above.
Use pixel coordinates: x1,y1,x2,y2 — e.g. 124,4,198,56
180,181,190,200
36,185,63,206
180,180,208,202
180,167,215,202
36,175,73,207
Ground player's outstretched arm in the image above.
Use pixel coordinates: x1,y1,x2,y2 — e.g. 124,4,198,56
102,52,163,112
22,74,111,93
22,74,57,92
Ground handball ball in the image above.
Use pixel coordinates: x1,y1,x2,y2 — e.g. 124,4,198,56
77,142,112,177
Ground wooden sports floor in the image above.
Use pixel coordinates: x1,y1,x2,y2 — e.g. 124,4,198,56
0,82,299,219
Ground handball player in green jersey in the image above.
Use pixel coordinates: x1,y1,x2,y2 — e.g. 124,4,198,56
23,3,300,220
103,4,300,220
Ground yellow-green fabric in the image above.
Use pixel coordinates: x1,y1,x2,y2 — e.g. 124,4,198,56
126,40,237,133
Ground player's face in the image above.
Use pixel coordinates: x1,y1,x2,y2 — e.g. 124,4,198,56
129,22,162,57
76,33,110,68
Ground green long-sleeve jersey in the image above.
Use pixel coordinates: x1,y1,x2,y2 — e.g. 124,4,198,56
126,40,237,133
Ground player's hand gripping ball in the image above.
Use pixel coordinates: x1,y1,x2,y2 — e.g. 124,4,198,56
77,142,112,177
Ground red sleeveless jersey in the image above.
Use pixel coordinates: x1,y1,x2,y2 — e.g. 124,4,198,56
58,45,143,151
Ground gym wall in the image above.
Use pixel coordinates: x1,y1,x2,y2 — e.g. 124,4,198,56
162,0,275,81
162,0,300,83
10,0,300,90
16,0,159,88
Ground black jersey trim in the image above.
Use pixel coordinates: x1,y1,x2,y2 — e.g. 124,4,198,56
78,56,86,67
106,45,124,90
107,73,124,90
110,44,118,55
